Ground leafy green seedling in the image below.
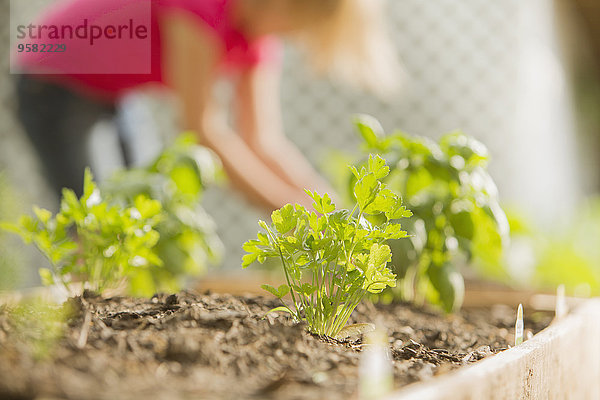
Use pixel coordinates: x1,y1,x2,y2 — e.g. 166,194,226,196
103,134,223,293
2,168,163,296
339,115,509,312
243,155,411,337
514,303,524,346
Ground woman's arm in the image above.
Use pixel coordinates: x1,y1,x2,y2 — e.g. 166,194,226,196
160,11,311,212
235,62,335,197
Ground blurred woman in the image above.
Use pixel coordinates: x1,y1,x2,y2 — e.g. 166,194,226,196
16,0,398,212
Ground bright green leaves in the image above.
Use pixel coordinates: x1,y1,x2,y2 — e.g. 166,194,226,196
448,201,475,241
242,156,410,337
354,173,379,210
427,263,465,313
33,207,52,225
362,244,396,293
368,155,390,180
354,114,389,152
38,268,54,286
367,188,395,214
242,232,272,268
4,168,164,296
133,195,162,221
82,168,98,206
352,155,392,211
368,243,392,269
352,156,412,228
271,204,298,234
102,135,223,294
241,254,257,269
305,190,336,214
293,283,317,298
346,115,509,313
261,284,290,299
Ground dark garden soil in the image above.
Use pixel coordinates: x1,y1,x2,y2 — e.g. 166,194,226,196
0,290,553,400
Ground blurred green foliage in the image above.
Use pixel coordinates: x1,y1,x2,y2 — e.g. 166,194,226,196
0,174,24,290
3,169,164,296
332,115,509,312
1,297,72,360
509,199,600,296
1,136,223,297
103,134,223,293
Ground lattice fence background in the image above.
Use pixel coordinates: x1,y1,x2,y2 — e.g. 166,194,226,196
202,0,585,269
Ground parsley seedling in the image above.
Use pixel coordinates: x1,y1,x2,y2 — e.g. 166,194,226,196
243,155,412,337
2,137,223,296
2,169,163,296
103,135,223,293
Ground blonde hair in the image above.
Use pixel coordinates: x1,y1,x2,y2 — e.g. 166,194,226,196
292,0,401,97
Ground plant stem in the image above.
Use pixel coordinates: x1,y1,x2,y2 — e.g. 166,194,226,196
327,207,365,334
328,288,365,336
266,227,301,322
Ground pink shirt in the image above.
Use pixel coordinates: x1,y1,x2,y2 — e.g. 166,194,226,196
17,0,281,101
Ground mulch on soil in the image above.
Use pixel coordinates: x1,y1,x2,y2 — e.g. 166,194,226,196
0,291,553,400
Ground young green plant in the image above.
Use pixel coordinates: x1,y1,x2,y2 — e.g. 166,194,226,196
103,134,223,293
340,115,509,312
2,168,163,296
242,155,412,337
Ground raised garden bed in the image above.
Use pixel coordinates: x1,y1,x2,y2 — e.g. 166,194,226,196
390,297,600,399
0,288,560,400
2,128,598,399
